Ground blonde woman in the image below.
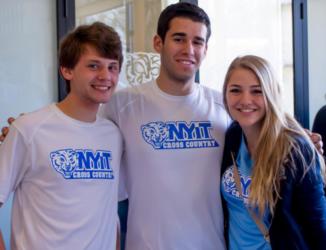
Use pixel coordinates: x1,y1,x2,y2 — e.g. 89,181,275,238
221,55,326,250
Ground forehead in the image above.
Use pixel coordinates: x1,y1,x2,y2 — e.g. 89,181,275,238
167,17,207,39
80,44,101,57
228,68,260,85
80,44,119,63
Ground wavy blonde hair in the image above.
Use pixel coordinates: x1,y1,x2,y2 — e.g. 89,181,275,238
223,55,326,215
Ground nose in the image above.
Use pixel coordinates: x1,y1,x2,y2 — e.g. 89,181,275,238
98,67,111,81
239,91,252,104
182,40,194,55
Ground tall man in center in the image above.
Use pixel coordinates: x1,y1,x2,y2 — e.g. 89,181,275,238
101,3,230,250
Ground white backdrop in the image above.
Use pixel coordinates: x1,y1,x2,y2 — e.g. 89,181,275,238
0,0,57,248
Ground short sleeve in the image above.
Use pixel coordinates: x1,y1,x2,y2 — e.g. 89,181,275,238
0,125,30,204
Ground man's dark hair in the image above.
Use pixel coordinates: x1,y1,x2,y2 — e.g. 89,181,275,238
59,22,123,93
157,2,211,43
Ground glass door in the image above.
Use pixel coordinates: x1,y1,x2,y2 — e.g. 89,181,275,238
75,0,178,89
198,0,294,115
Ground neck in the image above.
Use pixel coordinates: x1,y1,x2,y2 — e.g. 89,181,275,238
242,127,261,156
56,94,99,123
156,72,195,96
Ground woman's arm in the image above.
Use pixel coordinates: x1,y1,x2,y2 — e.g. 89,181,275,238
294,151,326,249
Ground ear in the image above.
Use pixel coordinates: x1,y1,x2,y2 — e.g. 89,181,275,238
60,66,73,81
153,35,163,53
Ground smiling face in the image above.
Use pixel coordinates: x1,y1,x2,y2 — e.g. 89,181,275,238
154,17,207,87
226,67,266,133
60,44,120,108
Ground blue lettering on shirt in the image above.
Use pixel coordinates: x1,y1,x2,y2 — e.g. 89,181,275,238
141,121,219,150
49,149,114,179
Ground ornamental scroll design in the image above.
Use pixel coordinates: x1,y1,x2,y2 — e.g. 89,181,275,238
124,52,160,86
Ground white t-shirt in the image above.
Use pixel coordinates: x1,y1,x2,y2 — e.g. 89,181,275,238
101,81,231,250
0,104,122,250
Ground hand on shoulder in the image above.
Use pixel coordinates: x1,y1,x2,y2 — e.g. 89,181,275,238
0,117,16,144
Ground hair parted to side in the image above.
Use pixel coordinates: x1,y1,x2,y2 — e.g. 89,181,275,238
223,55,326,216
157,2,211,43
59,22,123,93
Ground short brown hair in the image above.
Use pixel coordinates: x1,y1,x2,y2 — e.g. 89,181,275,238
59,22,123,92
157,2,211,43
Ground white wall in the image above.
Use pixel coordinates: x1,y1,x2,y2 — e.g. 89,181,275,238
0,0,57,128
0,0,57,249
308,0,326,128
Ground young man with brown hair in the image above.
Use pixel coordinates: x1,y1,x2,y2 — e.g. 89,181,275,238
0,22,123,250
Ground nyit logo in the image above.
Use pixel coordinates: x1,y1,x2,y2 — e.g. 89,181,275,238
141,121,219,150
50,149,114,179
222,166,251,204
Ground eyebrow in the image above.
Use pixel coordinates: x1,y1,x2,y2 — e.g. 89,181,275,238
228,84,261,87
171,32,206,43
87,59,119,64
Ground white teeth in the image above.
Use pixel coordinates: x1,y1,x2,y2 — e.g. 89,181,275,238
240,109,255,113
93,86,109,91
178,60,193,65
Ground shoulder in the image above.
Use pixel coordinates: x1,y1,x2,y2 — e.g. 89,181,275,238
13,104,56,138
7,105,57,145
105,82,153,111
224,121,242,154
221,122,242,173
313,105,326,131
290,135,315,164
115,81,153,98
96,116,121,133
285,134,324,185
225,121,242,141
316,105,326,115
198,84,224,106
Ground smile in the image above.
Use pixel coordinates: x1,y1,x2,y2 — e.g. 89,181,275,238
176,59,195,65
92,85,112,91
237,108,257,113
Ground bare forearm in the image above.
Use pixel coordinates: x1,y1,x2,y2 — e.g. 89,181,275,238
0,203,6,250
0,229,5,250
116,223,120,250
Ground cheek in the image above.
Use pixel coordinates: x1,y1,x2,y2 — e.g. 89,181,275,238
112,73,120,85
258,98,266,112
225,97,237,117
196,49,206,60
226,95,236,109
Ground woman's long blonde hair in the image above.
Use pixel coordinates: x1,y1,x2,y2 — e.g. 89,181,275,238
223,55,326,215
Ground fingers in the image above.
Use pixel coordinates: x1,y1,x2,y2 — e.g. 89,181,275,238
0,117,16,144
311,132,322,143
0,127,9,143
310,132,324,155
8,117,15,125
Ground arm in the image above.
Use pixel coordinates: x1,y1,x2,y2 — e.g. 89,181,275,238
0,203,5,250
116,226,120,250
0,228,5,250
295,152,326,249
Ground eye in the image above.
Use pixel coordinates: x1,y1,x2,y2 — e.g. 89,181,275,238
108,64,119,72
88,64,98,70
251,88,263,95
173,37,184,43
228,87,241,94
193,39,205,47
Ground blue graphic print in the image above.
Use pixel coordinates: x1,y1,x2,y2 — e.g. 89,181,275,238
141,121,219,150
50,149,114,179
222,166,252,204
